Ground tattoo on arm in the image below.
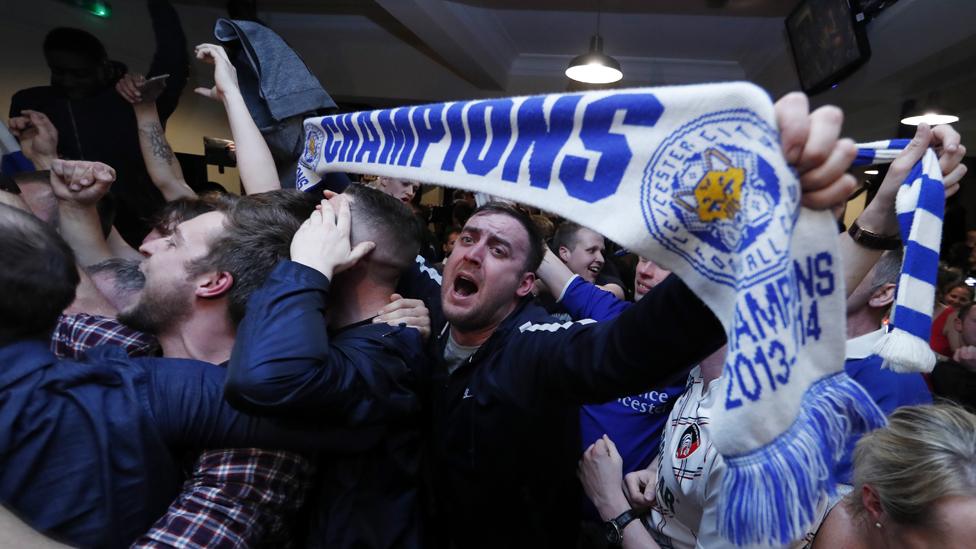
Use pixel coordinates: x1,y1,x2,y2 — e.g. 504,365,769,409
139,122,176,163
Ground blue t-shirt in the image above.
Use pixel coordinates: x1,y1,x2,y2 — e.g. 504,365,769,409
559,276,687,473
835,352,932,483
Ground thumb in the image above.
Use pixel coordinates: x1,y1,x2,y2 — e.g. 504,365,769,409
889,123,932,177
389,293,403,303
347,241,376,265
194,87,215,99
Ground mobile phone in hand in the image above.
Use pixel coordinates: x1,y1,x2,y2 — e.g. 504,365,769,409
137,74,170,103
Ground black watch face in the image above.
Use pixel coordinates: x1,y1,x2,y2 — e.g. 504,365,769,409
604,521,621,545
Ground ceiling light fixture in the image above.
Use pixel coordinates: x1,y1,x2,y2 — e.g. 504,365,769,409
566,3,622,84
900,111,960,126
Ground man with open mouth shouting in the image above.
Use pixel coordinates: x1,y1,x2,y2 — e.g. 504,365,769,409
402,94,859,549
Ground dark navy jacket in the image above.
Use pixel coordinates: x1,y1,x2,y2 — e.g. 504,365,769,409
402,262,725,549
226,260,426,549
0,338,372,548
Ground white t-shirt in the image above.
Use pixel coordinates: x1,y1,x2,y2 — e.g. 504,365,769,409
644,366,834,549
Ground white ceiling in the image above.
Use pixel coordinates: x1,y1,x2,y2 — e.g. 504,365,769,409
5,0,973,145
168,0,976,144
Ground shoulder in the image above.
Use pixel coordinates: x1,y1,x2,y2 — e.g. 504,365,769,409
807,498,862,549
347,322,424,357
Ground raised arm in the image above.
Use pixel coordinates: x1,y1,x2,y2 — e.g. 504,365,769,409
194,43,280,195
49,160,116,267
224,196,420,421
839,123,965,297
145,0,189,122
536,246,631,321
7,109,58,170
116,73,196,202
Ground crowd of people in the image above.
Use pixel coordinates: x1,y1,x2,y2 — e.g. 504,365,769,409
0,3,974,548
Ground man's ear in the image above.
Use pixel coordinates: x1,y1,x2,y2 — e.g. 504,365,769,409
195,270,234,299
868,283,897,309
557,246,571,264
516,271,537,298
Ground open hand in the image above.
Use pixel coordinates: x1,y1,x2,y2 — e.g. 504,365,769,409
290,195,375,279
49,159,116,208
194,43,240,102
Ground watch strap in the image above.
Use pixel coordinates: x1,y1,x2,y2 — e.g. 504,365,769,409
605,508,643,545
848,220,901,250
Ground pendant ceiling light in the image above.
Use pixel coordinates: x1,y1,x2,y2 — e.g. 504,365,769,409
900,92,959,126
900,110,959,126
566,4,623,84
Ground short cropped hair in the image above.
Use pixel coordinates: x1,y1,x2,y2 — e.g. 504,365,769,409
551,220,587,254
0,204,79,343
343,183,421,271
870,249,904,289
43,27,107,63
850,404,976,526
469,202,544,273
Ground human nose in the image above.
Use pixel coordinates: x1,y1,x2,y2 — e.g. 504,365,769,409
138,238,163,257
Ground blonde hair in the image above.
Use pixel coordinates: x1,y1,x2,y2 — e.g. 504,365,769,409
849,404,976,526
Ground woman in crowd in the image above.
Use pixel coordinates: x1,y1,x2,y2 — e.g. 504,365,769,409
580,404,976,548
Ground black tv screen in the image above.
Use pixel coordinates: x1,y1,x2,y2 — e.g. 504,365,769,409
786,0,871,94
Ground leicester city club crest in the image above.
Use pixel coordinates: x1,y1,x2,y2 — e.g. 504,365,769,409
640,109,797,288
301,125,325,171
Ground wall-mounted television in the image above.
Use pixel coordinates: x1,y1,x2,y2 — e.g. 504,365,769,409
786,0,871,94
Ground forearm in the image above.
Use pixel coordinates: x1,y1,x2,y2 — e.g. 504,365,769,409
562,276,631,322
540,275,723,404
222,90,281,194
133,103,195,201
840,201,893,298
225,261,362,414
57,203,113,267
536,248,575,298
593,494,658,549
106,227,145,260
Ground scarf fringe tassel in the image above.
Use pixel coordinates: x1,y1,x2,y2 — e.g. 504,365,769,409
872,327,937,373
718,372,886,546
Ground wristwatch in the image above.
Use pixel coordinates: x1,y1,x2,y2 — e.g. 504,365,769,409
604,508,643,546
848,220,901,250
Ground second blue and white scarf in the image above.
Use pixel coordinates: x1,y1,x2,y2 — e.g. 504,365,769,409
855,139,944,373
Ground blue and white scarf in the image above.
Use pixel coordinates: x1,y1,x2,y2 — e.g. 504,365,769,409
855,140,944,373
297,83,885,545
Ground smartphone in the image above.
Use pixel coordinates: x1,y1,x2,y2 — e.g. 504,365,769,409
137,74,170,102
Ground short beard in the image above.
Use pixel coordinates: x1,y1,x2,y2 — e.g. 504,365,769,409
117,279,193,336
